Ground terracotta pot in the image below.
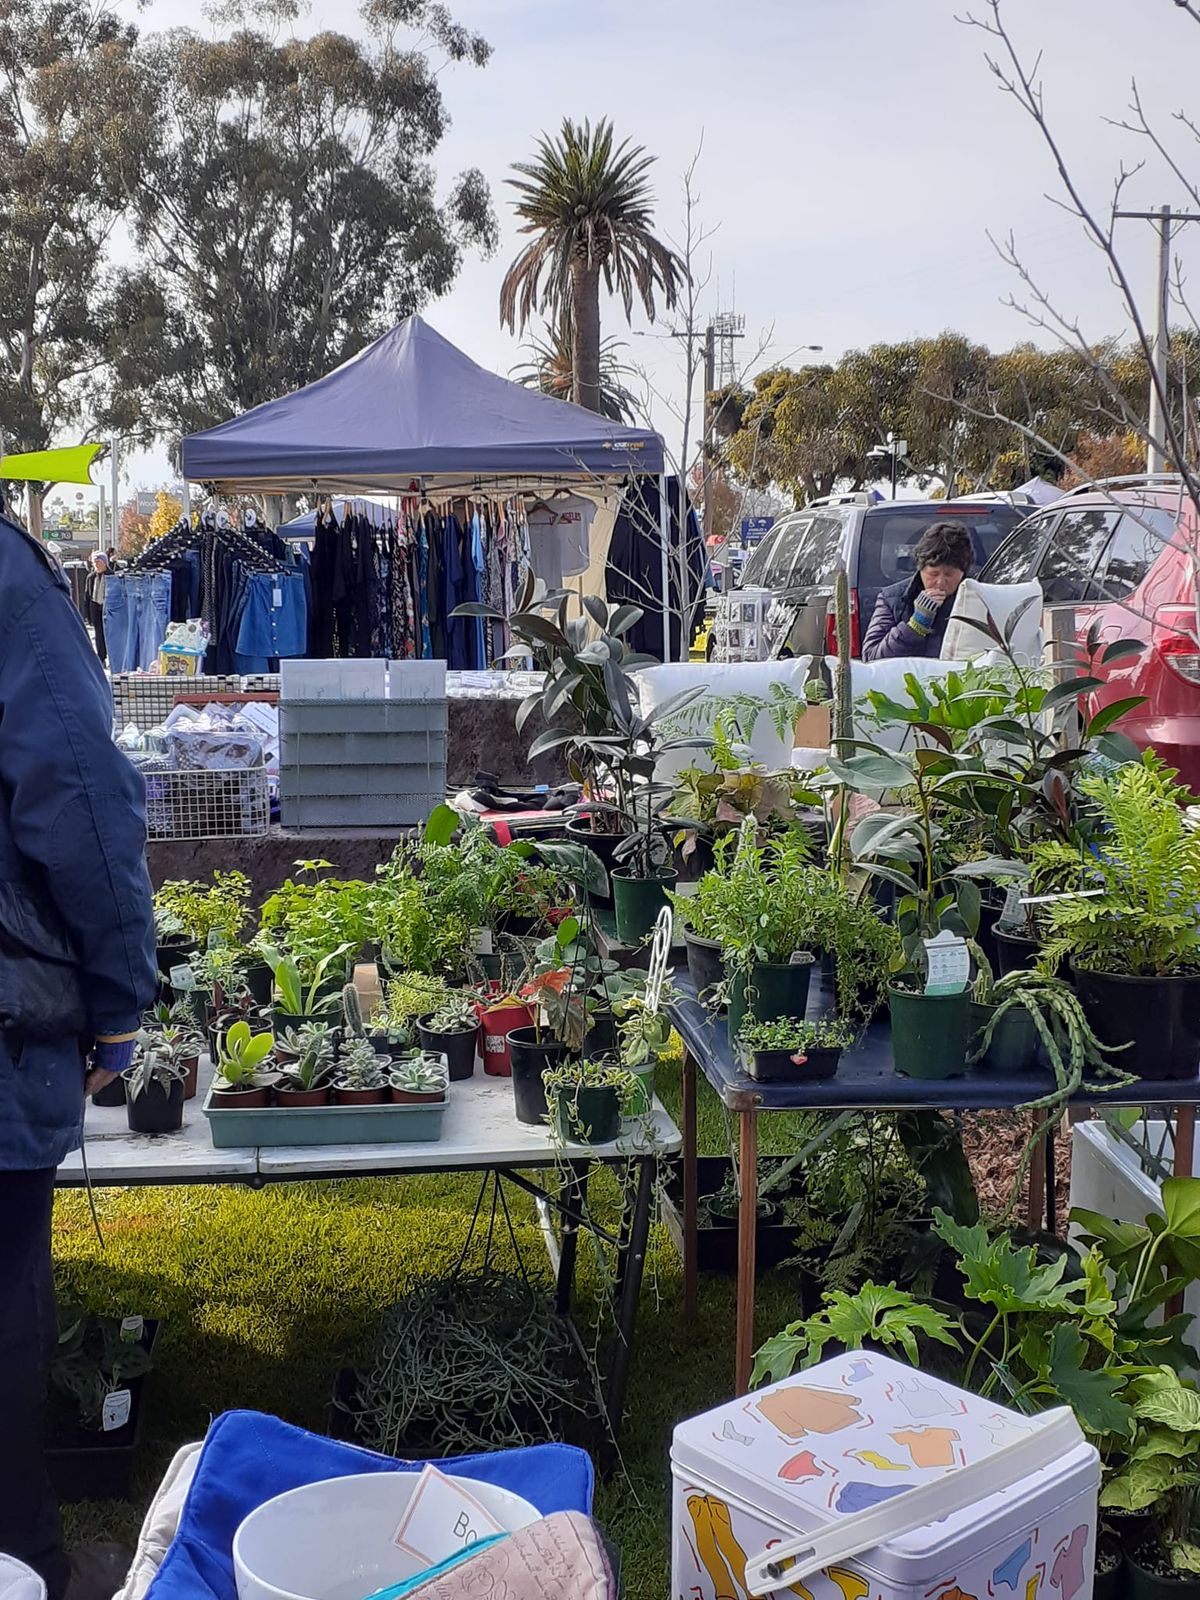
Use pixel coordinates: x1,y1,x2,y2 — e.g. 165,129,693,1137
275,1085,330,1107
210,1085,271,1109
180,1054,199,1101
390,1088,444,1104
333,1086,389,1106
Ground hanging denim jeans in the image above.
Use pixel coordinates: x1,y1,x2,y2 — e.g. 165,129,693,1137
102,576,136,674
134,573,173,670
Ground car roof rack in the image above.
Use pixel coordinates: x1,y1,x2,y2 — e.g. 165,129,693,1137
806,491,875,507
1065,472,1184,496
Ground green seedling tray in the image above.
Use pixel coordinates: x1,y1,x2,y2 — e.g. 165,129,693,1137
202,1088,447,1147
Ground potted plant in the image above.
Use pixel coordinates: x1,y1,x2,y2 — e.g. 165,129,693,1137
738,1016,854,1082
390,1052,449,1104
698,821,823,1044
475,985,535,1077
154,870,250,958
613,974,678,1115
151,902,197,988
829,741,1020,1080
378,972,451,1045
507,916,598,1125
334,1037,391,1105
1040,756,1200,1081
142,1001,204,1099
210,1021,275,1108
262,943,352,1034
276,1024,336,1107
670,869,727,1003
123,1047,187,1135
544,1057,639,1145
416,993,480,1082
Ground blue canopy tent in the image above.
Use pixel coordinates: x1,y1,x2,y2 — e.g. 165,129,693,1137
181,315,682,653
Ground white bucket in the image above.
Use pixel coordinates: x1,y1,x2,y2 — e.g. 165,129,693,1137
233,1471,539,1600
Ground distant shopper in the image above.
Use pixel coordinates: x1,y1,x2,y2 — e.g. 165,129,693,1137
0,506,156,1596
85,551,108,664
861,521,974,661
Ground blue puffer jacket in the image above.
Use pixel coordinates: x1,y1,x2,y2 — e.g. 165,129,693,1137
860,576,951,661
0,513,156,1169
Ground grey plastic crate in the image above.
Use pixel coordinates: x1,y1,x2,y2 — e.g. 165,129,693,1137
278,696,447,830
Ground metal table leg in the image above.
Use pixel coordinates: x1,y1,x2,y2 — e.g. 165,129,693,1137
682,1047,698,1326
735,1108,758,1396
1026,1110,1048,1233
603,1154,656,1455
554,1160,589,1316
1045,1123,1057,1236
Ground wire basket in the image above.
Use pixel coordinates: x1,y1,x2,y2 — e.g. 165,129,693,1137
142,763,271,841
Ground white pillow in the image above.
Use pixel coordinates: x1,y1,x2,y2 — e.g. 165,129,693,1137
942,579,1043,665
633,657,814,782
825,656,958,752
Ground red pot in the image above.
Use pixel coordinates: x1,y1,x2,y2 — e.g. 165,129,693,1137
333,1086,389,1106
390,1088,445,1104
275,1086,330,1107
210,1085,271,1109
181,1054,199,1101
476,999,535,1077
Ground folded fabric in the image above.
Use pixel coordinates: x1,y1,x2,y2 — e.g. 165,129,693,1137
407,1512,614,1600
144,1411,594,1600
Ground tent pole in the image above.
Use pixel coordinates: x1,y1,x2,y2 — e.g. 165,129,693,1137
658,472,671,663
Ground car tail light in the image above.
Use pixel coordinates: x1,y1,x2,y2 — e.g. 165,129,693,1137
825,589,861,657
1158,632,1200,684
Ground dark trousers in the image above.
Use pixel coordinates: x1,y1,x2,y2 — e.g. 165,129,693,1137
89,601,106,666
0,1168,67,1599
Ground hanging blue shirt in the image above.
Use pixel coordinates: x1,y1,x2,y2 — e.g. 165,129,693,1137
469,511,486,668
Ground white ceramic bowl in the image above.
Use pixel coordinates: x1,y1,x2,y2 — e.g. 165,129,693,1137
233,1472,539,1600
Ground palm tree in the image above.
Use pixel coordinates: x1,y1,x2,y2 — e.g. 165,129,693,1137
512,312,641,424
499,118,685,415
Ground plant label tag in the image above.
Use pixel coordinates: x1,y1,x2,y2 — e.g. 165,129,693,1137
788,950,811,966
169,964,196,992
471,926,493,956
998,883,1024,929
119,1315,144,1343
392,1464,508,1565
924,931,970,996
102,1389,132,1432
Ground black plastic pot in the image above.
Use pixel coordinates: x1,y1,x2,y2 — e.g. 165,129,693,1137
969,1001,1041,1072
975,896,1004,976
665,1156,812,1280
155,939,197,982
994,925,1042,978
46,1320,159,1503
91,1075,126,1108
583,1011,617,1057
553,1083,621,1145
564,817,627,905
671,832,715,884
1126,1551,1200,1599
1073,966,1200,1081
749,1045,841,1083
888,985,970,1079
508,1027,568,1125
244,961,274,1007
124,1077,185,1135
1093,1532,1123,1600
612,869,677,946
685,931,725,1003
416,1016,478,1082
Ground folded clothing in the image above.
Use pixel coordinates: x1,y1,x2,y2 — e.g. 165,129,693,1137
144,1410,594,1600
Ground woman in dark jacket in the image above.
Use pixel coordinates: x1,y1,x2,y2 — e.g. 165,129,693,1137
860,521,974,661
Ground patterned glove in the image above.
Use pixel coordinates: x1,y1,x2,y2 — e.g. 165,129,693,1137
92,1036,138,1079
909,590,945,637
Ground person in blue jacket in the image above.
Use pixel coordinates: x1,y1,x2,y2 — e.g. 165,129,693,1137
0,505,156,1596
860,521,973,661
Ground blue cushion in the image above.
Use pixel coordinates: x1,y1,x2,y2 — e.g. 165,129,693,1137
145,1411,594,1600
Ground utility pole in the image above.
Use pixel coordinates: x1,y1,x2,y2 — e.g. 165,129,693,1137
702,323,717,542
110,435,119,554
1114,205,1200,473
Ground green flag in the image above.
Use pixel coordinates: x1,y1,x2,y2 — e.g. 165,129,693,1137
0,444,101,485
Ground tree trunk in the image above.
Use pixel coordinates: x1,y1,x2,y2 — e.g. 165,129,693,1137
27,489,43,540
570,260,603,414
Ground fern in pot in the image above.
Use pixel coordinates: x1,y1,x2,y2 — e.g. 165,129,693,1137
1039,756,1200,1081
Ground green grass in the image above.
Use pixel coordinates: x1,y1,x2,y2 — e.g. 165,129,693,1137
54,1057,818,1600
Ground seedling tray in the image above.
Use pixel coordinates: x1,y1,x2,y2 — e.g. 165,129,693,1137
202,1090,447,1147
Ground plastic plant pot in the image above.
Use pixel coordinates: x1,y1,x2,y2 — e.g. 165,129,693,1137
124,1077,184,1135
1072,966,1200,1081
564,816,626,905
508,1027,567,1126
993,925,1042,978
243,962,274,1007
1125,1550,1200,1600
333,1086,390,1106
611,869,677,946
180,1055,199,1101
91,1075,127,1108
888,984,971,1079
729,958,816,1055
275,1085,331,1107
553,1084,622,1145
416,1015,478,1081
969,1002,1041,1073
626,1062,656,1117
209,1085,271,1109
748,1046,841,1083
684,932,724,1002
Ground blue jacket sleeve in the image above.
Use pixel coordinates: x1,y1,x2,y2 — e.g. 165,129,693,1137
0,583,156,1037
861,594,930,661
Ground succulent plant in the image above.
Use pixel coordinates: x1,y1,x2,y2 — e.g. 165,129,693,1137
424,993,479,1035
391,1052,449,1097
337,1036,389,1091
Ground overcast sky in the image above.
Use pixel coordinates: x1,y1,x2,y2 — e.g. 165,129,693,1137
112,0,1200,499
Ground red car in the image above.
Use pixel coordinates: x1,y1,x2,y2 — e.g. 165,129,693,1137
978,477,1200,786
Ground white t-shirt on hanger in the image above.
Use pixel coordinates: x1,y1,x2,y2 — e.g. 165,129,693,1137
527,495,594,588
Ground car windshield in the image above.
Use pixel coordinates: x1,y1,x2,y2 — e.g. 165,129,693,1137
856,506,1025,592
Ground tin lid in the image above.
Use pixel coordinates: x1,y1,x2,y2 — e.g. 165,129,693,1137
671,1350,1098,1584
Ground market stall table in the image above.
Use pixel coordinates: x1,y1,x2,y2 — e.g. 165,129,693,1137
59,1060,680,1455
668,970,1200,1395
